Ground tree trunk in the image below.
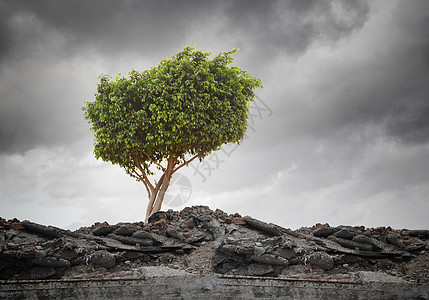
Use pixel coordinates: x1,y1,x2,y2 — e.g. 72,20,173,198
144,192,157,223
144,155,176,222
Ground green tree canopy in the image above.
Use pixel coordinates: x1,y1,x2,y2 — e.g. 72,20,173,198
82,45,263,221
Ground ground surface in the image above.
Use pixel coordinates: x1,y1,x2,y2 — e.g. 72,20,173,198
1,206,428,285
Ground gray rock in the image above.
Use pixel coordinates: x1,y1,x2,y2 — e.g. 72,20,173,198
260,236,283,251
407,230,429,238
278,248,297,260
253,246,266,257
22,220,61,238
91,224,118,236
34,256,71,268
183,217,196,229
165,226,184,241
113,225,136,236
5,229,19,240
60,248,78,260
243,216,299,237
386,233,405,248
132,230,168,244
88,236,140,251
353,235,385,251
34,249,47,260
334,229,356,240
59,242,79,260
202,218,226,243
212,253,242,274
218,244,254,256
243,216,283,236
225,224,239,234
312,227,339,237
107,233,155,246
250,254,289,266
302,233,356,254
305,252,334,271
185,231,211,244
406,239,426,252
353,235,376,244
40,238,63,255
328,236,373,251
86,250,116,269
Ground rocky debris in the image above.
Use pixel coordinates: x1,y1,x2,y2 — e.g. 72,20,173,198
1,207,428,284
304,252,334,271
91,223,118,236
21,220,63,238
312,226,339,238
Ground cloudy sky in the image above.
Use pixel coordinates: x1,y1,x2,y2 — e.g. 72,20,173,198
1,0,428,230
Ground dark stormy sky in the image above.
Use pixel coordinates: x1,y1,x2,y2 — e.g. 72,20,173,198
1,0,428,230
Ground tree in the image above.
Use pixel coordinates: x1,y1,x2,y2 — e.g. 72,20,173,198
82,45,263,222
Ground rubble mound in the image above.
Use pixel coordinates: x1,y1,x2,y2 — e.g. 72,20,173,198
1,206,428,284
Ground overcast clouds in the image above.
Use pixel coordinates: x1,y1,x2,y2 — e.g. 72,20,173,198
1,0,428,230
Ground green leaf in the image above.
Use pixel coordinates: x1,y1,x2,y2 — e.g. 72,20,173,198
82,44,263,185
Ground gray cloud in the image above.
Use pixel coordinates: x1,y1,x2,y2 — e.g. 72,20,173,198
265,0,429,147
0,59,96,153
382,1,429,144
207,0,370,67
0,0,370,66
0,0,218,63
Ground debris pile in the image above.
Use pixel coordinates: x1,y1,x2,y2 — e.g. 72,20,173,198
1,206,428,283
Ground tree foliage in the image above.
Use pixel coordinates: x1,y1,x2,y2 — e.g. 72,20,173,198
82,45,263,221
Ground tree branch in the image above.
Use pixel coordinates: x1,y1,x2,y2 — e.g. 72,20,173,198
172,154,199,174
134,155,154,192
133,170,151,198
137,147,166,172
155,173,165,191
131,169,143,181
